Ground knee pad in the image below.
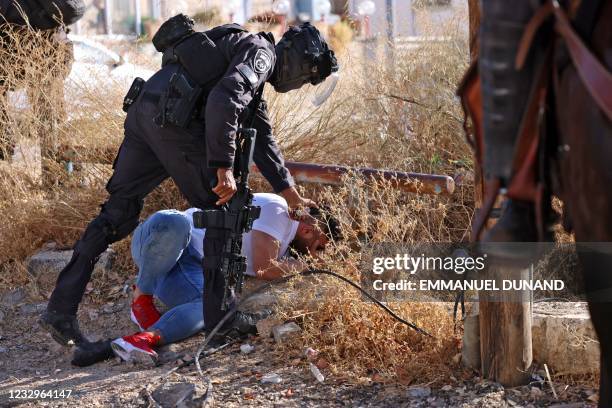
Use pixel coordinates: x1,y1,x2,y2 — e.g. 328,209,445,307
99,196,143,242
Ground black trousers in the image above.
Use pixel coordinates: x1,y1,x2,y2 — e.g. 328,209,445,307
47,66,230,329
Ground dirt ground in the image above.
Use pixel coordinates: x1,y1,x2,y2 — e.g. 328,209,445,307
0,285,599,408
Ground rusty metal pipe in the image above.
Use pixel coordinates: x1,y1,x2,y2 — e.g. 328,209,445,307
252,161,455,196
58,145,455,196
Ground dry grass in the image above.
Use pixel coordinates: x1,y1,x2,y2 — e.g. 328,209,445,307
271,178,463,383
0,7,473,383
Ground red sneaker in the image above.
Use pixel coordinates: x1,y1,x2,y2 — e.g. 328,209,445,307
111,332,160,365
130,294,161,331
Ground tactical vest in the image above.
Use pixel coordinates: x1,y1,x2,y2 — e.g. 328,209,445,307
148,22,259,128
161,23,248,95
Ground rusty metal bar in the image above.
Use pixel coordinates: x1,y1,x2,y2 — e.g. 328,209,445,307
252,161,455,196
59,146,455,196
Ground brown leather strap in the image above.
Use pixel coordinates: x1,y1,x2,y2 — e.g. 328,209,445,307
456,60,484,163
552,0,612,121
516,2,554,70
516,1,612,121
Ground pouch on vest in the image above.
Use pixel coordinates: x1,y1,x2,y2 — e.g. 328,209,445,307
171,32,229,89
123,77,145,113
155,71,203,128
152,14,195,53
164,24,248,88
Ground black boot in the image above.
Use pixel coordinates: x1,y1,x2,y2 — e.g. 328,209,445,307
212,310,273,341
39,310,88,346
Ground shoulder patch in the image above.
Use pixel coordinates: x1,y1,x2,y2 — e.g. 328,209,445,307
253,49,273,74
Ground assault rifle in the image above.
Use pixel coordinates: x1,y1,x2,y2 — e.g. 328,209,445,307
192,128,261,310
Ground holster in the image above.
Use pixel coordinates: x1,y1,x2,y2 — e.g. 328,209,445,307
122,77,145,113
155,71,203,128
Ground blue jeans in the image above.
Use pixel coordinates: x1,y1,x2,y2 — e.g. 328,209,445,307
131,210,204,344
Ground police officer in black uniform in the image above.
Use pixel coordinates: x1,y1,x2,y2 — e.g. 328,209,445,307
40,17,338,346
0,0,85,160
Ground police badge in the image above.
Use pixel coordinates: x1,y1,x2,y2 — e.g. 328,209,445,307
253,49,273,74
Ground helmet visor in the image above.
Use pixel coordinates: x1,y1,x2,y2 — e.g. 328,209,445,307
311,72,339,107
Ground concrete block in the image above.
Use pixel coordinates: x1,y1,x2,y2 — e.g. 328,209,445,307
462,302,599,376
28,249,114,292
272,322,301,344
532,302,599,375
151,381,195,407
1,288,25,306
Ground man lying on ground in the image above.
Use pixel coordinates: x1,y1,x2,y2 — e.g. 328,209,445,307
110,193,340,363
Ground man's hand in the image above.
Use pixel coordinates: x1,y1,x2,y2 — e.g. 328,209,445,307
213,168,237,205
280,186,316,209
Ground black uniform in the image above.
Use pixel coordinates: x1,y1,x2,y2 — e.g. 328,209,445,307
45,27,294,323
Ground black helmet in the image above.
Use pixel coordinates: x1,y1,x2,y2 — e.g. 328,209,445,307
270,23,339,93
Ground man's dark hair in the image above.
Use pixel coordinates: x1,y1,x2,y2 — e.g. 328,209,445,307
308,205,342,242
287,205,342,257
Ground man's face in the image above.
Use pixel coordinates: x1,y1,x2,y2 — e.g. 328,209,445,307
293,221,329,257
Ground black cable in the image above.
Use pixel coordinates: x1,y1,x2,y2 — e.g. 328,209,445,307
193,268,433,379
301,269,433,337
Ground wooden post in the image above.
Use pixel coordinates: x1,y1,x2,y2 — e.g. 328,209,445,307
479,265,533,386
385,0,395,75
468,0,533,387
468,0,483,209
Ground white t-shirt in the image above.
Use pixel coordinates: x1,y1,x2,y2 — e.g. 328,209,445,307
182,193,299,276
